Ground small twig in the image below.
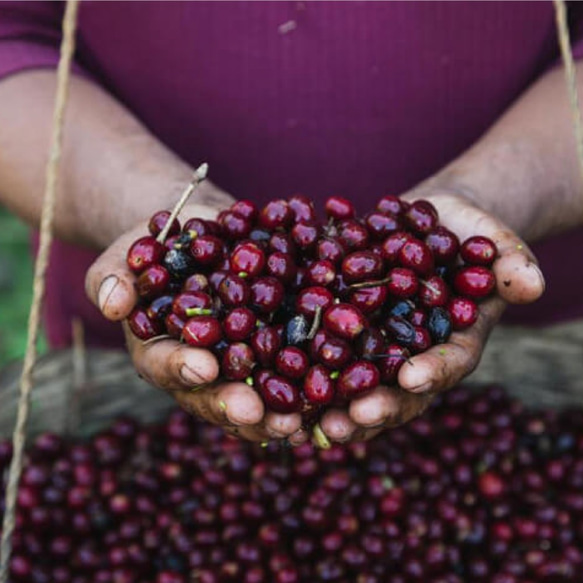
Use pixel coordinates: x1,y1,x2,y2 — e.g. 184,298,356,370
419,279,440,295
307,306,322,340
312,423,331,450
156,163,209,244
349,277,392,290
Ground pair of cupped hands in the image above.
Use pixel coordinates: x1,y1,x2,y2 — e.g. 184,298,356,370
85,186,545,445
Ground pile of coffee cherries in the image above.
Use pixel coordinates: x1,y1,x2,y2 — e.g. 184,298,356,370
127,195,497,416
3,385,583,582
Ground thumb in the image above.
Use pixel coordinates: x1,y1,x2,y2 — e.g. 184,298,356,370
85,230,139,321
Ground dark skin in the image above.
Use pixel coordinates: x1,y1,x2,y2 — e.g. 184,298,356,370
1,64,579,443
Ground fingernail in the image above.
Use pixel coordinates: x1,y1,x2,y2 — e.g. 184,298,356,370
180,365,205,385
98,276,119,313
529,263,546,292
410,381,433,394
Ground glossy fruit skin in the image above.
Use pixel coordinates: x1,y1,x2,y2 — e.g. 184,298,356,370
338,220,370,251
410,327,432,354
385,316,415,346
303,365,335,405
219,210,253,240
146,295,174,323
419,275,449,308
323,304,366,340
223,308,257,342
222,343,255,380
398,239,434,276
365,212,401,240
172,291,212,320
453,266,496,299
337,361,381,399
288,194,316,222
127,308,161,340
136,265,170,299
460,235,497,266
260,376,301,413
230,242,266,278
148,210,181,237
231,200,258,221
250,326,281,366
250,277,285,313
266,252,297,283
306,260,336,287
191,235,225,267
325,196,355,220
317,238,346,265
165,313,185,338
381,232,411,264
183,273,209,293
218,274,251,307
291,222,320,251
425,226,460,265
427,307,452,344
127,236,166,274
317,334,353,369
182,316,223,348
387,268,419,299
356,328,386,360
376,195,406,215
275,347,309,379
448,297,479,330
350,285,388,314
404,200,438,234
296,287,334,317
183,218,210,237
341,251,384,283
259,200,293,229
163,249,196,279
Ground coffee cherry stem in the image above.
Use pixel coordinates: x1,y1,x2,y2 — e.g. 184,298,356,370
156,162,209,244
306,306,323,340
348,277,392,290
419,279,440,295
185,307,214,317
312,423,331,450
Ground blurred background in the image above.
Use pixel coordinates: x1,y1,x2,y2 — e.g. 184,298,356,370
0,207,46,368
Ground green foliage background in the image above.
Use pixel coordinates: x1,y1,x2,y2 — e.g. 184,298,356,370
0,207,46,368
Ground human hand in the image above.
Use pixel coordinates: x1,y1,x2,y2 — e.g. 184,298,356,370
316,190,546,444
85,202,303,443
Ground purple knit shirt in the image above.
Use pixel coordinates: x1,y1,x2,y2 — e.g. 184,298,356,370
1,1,582,349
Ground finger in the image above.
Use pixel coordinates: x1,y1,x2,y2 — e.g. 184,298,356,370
319,409,358,443
181,382,265,426
348,386,397,427
494,252,545,304
220,425,270,442
288,428,309,447
125,327,219,391
85,229,142,321
398,296,505,394
403,192,545,304
350,386,435,434
264,412,303,439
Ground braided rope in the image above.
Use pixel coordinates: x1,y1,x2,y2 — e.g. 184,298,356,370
0,0,80,579
554,0,583,189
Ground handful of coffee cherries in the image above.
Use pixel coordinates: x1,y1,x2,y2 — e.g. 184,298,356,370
126,194,497,420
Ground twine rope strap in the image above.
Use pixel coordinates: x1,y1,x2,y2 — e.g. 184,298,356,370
554,0,583,193
0,1,81,579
